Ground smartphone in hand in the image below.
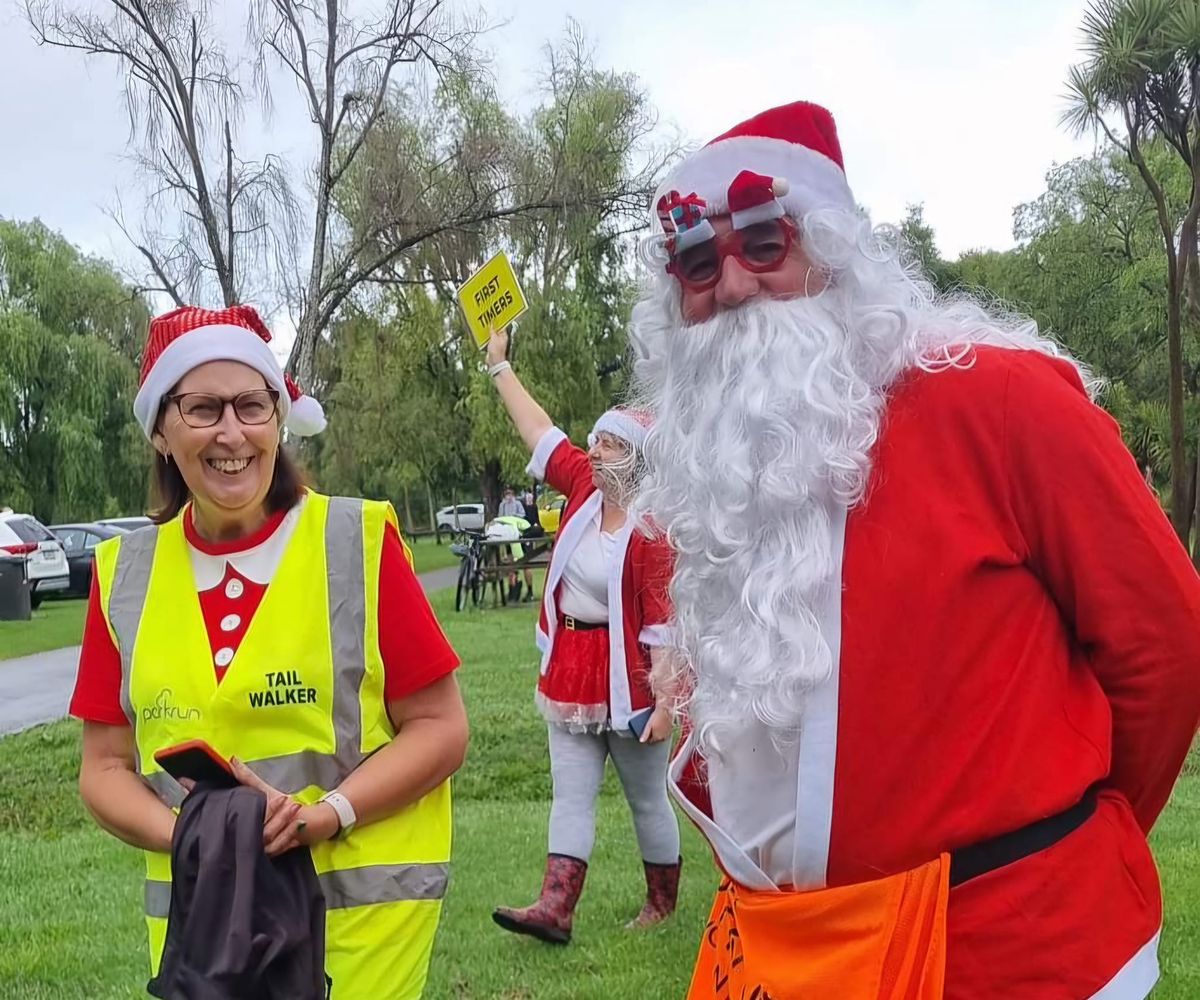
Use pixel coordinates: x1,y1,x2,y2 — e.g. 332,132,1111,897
153,739,238,789
628,707,655,740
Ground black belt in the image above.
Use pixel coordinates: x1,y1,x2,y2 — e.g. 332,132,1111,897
949,788,1098,887
562,615,606,632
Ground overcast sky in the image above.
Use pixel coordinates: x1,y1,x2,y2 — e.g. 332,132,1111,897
0,0,1100,283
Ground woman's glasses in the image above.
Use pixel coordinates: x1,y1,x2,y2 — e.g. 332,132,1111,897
165,389,280,429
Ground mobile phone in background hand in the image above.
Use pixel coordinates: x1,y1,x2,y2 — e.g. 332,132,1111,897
153,739,238,788
628,707,655,740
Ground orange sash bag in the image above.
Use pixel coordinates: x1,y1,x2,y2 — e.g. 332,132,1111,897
687,854,950,1000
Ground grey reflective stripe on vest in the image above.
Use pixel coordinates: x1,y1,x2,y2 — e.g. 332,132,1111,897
252,497,368,794
145,878,171,919
319,863,449,909
110,499,369,798
324,496,368,781
144,769,186,809
143,861,447,919
108,525,161,734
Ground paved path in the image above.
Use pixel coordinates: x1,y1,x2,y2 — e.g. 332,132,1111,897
0,566,460,737
418,566,459,593
0,645,81,736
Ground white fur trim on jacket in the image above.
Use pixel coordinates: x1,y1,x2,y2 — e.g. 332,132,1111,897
1088,930,1160,1000
639,623,677,647
526,427,569,481
133,324,290,439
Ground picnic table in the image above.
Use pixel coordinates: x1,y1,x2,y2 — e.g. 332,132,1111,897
453,533,553,611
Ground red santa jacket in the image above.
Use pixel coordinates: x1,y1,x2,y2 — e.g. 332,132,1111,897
526,427,674,730
670,347,1200,1000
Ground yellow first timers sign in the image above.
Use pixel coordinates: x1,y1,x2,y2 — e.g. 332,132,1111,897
456,252,528,348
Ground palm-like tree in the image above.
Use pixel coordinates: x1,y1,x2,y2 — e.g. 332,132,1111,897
1063,0,1200,545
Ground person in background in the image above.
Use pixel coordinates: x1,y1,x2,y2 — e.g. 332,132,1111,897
488,511,535,603
498,487,525,519
68,304,468,999
484,324,683,945
521,490,540,525
517,489,549,603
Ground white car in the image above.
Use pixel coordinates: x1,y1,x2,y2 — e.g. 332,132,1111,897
435,503,485,534
0,511,69,609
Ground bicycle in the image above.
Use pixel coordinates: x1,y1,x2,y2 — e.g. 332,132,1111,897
451,531,508,612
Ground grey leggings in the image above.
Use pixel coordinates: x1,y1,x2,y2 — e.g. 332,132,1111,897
546,723,680,865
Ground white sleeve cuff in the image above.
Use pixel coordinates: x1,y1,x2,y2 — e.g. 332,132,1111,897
526,426,569,481
639,623,677,647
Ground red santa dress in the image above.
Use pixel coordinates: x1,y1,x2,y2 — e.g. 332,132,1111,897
526,427,673,732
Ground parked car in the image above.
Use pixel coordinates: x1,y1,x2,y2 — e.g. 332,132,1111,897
48,522,127,598
98,515,154,532
435,503,485,535
0,511,69,608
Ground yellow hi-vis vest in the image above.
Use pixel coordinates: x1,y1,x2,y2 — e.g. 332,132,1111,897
94,492,452,1000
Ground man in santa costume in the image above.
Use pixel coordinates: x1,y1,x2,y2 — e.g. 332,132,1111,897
628,100,1200,999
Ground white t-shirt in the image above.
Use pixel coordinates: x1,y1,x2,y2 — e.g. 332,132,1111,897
557,517,617,623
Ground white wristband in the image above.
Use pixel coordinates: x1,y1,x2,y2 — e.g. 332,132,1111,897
320,790,357,835
488,360,511,378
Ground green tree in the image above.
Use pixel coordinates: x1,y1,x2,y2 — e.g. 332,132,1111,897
308,297,471,533
938,145,1196,511
899,204,959,294
1064,0,1200,539
0,219,150,522
335,24,665,516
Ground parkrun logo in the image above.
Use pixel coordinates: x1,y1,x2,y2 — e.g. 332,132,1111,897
249,670,318,708
142,688,201,724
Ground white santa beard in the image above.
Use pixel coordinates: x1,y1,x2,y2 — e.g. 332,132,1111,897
633,291,904,756
631,209,1091,757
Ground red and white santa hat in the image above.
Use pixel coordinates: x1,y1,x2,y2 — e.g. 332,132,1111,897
133,304,327,440
653,101,855,239
588,408,653,451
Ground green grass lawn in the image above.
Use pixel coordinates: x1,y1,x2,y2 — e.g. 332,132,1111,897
407,535,463,577
0,590,1196,998
0,598,87,661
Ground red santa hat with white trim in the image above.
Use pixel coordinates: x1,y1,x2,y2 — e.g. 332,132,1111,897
653,100,855,242
133,304,327,440
588,407,653,450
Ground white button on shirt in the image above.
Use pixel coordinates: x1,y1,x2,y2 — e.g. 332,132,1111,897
214,647,234,668
220,614,241,632
225,579,244,599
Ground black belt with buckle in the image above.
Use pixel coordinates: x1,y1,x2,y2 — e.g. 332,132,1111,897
949,788,1098,887
562,615,607,632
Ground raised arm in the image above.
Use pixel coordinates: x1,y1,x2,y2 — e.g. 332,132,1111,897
486,326,554,454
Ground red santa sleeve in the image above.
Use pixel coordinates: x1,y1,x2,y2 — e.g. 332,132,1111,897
1002,351,1200,832
637,534,676,647
525,426,593,499
69,569,130,726
379,522,460,703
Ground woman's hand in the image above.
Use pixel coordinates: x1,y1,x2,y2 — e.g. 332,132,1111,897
231,758,338,855
485,324,509,368
640,704,674,744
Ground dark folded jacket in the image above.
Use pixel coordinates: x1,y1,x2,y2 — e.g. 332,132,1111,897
147,784,327,1000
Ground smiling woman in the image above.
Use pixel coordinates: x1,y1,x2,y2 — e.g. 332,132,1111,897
67,304,469,999
149,366,304,537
